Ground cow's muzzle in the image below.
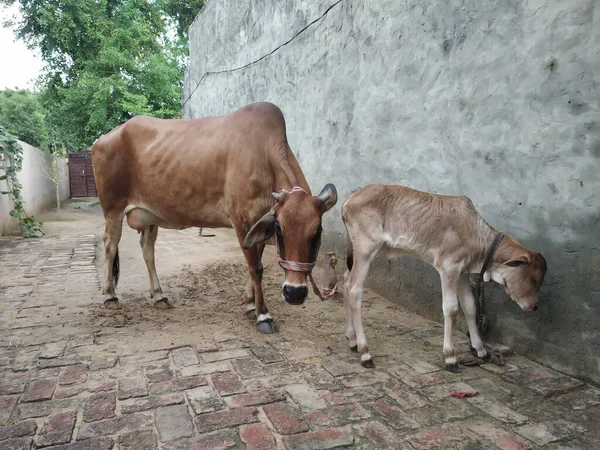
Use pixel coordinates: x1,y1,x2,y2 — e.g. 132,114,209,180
282,284,308,305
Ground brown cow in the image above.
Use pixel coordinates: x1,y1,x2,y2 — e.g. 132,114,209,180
91,102,337,334
342,184,547,369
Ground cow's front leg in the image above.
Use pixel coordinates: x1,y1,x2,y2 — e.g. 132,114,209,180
237,239,276,334
242,243,265,319
439,270,461,372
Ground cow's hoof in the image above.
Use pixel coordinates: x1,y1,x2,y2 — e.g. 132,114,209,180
445,363,461,373
244,307,256,319
350,345,358,353
257,319,278,334
361,358,375,369
104,298,120,309
155,298,173,309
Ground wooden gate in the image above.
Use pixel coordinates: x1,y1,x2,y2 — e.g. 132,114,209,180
68,151,97,198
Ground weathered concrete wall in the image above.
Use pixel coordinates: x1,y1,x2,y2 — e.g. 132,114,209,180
183,0,600,384
0,141,70,235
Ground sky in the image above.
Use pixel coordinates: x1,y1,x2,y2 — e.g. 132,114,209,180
0,4,44,90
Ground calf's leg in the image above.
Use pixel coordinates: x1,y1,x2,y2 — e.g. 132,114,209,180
439,270,461,372
457,274,486,358
343,269,357,351
345,240,381,367
139,225,170,308
102,212,123,309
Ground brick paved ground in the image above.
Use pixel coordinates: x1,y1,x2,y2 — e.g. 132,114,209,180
0,201,598,449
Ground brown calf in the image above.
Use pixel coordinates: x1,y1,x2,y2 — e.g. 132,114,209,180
342,184,547,369
91,102,337,334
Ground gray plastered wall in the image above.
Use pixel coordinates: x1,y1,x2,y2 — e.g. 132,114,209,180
183,0,600,385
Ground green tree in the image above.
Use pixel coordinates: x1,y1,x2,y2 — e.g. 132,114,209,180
0,89,48,149
2,0,204,150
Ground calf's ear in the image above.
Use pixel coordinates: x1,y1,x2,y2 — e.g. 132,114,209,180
504,254,531,267
244,211,277,249
317,183,338,212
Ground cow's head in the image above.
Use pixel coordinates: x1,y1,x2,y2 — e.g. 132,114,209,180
243,184,337,305
490,236,548,312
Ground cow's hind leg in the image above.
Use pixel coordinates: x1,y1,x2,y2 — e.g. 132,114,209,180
243,243,265,319
345,238,381,368
140,225,170,309
102,213,123,309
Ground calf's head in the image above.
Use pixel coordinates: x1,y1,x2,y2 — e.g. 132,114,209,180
491,238,548,312
243,184,337,305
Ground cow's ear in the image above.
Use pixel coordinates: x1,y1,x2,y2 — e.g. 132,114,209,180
243,211,277,249
504,254,530,267
317,183,338,212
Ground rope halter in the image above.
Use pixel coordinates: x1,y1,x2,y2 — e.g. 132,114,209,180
275,186,338,301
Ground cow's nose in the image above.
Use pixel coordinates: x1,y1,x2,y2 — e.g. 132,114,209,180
282,285,307,305
533,305,539,312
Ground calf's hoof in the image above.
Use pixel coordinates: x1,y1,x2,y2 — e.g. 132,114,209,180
154,298,173,309
257,319,278,334
350,345,358,353
361,358,375,369
104,298,120,309
445,363,461,373
244,307,256,319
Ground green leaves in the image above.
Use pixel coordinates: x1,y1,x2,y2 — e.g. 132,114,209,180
3,0,203,150
0,125,43,237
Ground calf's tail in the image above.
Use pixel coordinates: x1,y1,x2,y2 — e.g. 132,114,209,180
113,249,120,287
346,234,354,272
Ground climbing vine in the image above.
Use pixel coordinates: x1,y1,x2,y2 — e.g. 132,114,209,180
0,126,44,237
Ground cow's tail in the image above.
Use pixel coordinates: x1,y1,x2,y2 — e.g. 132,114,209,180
113,249,120,287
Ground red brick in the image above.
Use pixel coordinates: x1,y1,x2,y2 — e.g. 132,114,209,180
121,393,184,414
250,345,284,364
149,375,207,395
118,376,148,399
307,403,371,428
194,407,258,433
263,402,308,435
525,376,584,398
119,430,157,450
59,364,88,385
240,423,277,450
354,420,404,448
88,380,116,393
366,399,420,430
38,355,90,369
2,437,33,449
321,386,382,405
212,372,246,396
22,378,56,402
18,398,79,419
231,357,264,379
187,387,225,414
0,420,37,440
407,424,478,449
224,390,284,408
77,413,153,440
55,383,86,399
283,427,355,450
381,379,429,409
0,371,27,395
339,370,391,387
35,410,77,447
40,436,114,449
89,357,117,371
195,339,219,353
155,405,194,442
163,429,238,450
145,364,173,383
83,392,116,422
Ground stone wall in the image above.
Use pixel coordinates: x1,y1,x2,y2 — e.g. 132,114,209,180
0,140,70,235
183,0,600,384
